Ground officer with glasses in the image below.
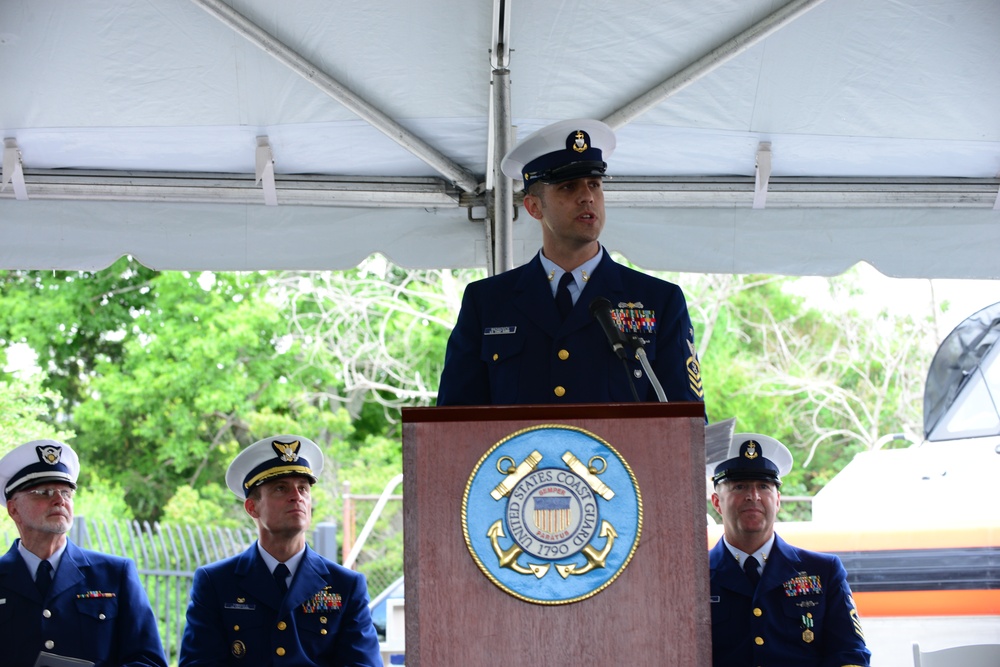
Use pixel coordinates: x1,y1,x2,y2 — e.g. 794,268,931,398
0,439,167,667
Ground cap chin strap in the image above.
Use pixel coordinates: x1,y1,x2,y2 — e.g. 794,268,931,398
5,471,76,499
243,466,316,493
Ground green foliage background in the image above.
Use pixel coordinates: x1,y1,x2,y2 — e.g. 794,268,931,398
1,255,943,584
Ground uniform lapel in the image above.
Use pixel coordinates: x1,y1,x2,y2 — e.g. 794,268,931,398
512,251,628,338
283,547,328,615
512,254,562,337
236,543,283,610
761,534,803,595
0,540,39,602
709,538,756,598
49,540,87,599
567,252,625,334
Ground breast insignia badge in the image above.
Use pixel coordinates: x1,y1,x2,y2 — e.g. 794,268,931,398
462,424,642,605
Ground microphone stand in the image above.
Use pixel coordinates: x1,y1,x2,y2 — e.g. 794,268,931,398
625,336,667,403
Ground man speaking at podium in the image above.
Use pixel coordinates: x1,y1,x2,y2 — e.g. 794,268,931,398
437,119,704,406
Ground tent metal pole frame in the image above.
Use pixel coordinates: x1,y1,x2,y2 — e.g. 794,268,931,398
603,0,831,129
190,0,480,194
4,171,997,209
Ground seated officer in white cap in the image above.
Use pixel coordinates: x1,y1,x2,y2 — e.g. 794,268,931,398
437,118,704,406
708,434,870,667
0,439,167,667
179,435,381,667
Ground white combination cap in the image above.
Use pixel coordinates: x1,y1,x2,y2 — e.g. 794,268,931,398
0,439,80,507
710,433,793,487
501,119,616,191
225,434,324,499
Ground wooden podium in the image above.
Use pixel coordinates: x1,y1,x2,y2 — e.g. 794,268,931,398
402,402,711,666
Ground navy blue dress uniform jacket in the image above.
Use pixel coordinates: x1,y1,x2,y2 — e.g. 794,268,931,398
437,252,704,405
0,538,167,667
709,534,871,667
179,542,381,667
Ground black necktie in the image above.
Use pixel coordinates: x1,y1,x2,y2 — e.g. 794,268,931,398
273,563,290,595
556,272,574,320
743,556,761,588
36,560,53,597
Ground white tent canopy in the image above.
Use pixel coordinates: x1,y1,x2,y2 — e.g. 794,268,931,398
1,0,998,276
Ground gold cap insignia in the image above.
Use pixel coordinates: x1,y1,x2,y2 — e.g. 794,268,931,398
36,445,63,465
271,439,301,463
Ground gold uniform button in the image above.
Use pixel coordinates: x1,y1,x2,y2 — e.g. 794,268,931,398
320,629,328,635
557,349,569,360
753,608,762,617
276,647,286,656
492,353,499,361
755,637,764,646
277,621,287,630
553,386,566,397
233,625,240,631
320,616,327,624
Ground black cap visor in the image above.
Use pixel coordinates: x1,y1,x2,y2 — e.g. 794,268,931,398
535,160,607,185
713,469,781,487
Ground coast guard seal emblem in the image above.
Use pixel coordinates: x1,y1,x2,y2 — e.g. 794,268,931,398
462,424,642,605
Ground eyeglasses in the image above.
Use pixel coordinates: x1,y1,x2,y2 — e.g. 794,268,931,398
20,487,75,501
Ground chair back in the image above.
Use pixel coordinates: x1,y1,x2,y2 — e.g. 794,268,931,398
913,642,1000,667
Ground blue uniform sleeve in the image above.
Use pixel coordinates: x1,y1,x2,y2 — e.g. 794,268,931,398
819,557,871,667
178,567,228,666
327,572,383,667
437,284,490,406
117,558,169,667
650,284,704,404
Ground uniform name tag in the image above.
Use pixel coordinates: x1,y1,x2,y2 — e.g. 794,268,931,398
484,326,516,335
224,602,256,610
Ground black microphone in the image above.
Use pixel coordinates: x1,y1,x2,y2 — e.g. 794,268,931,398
589,297,628,360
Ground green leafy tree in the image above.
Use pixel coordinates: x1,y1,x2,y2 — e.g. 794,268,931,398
673,268,933,519
272,256,484,431
68,270,335,520
0,259,158,417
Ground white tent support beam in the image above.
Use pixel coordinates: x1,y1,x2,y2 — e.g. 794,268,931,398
3,171,997,209
490,0,515,275
189,0,480,194
491,69,514,275
2,170,460,207
602,0,830,129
